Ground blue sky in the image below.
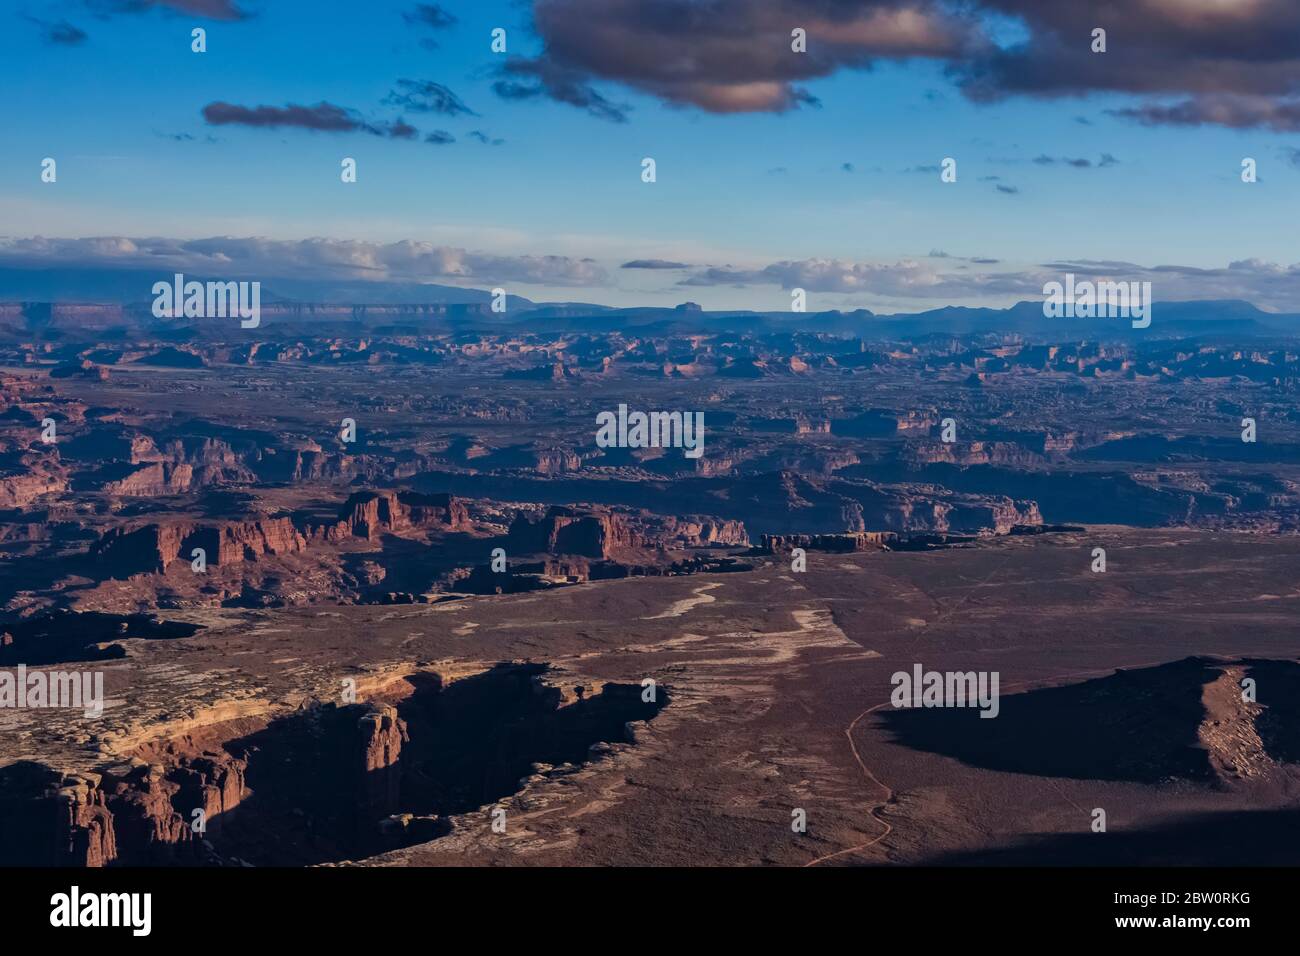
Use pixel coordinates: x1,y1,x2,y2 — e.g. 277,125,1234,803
3,0,1300,311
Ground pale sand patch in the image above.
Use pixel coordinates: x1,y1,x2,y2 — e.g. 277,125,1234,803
618,605,871,664
641,582,723,620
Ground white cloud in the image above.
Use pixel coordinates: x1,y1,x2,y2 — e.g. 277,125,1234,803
676,255,1300,311
0,236,609,287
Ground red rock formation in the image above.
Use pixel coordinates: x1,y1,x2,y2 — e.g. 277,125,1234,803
507,506,638,559
358,705,408,816
508,506,749,559
252,444,361,484
0,765,117,866
942,497,1043,534
646,515,748,548
761,531,897,553
533,448,581,474
170,754,249,832
56,773,117,867
89,490,468,580
128,434,162,463
49,360,109,381
93,517,308,574
100,462,193,497
0,752,248,867
322,490,469,542
98,762,191,865
0,470,67,508
905,440,1043,469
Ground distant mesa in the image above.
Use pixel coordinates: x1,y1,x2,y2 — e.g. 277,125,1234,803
132,347,206,369
49,360,109,381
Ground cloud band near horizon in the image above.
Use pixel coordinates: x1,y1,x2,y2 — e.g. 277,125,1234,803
3,238,1300,311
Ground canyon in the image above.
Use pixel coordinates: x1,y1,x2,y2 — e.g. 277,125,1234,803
1,301,1299,867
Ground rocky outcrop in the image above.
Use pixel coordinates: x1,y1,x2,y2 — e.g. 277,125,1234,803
0,765,117,867
507,506,638,559
761,531,898,553
92,517,307,575
251,444,363,484
941,496,1043,534
533,448,581,474
694,455,737,477
148,436,257,485
98,761,193,864
99,462,193,496
644,514,749,548
0,702,395,867
323,491,469,543
905,440,1044,469
0,470,67,508
49,360,109,381
358,705,408,817
506,505,748,560
169,754,249,834
85,491,468,585
0,750,249,867
503,361,571,382
56,772,117,867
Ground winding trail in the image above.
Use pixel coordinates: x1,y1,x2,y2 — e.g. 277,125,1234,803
803,655,1227,867
802,697,898,866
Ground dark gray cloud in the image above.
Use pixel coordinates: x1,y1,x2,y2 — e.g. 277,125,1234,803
957,1,1300,130
25,16,87,44
1109,96,1300,132
158,131,218,143
385,80,477,116
1033,154,1092,168
622,259,689,270
492,56,630,122
88,0,250,20
388,119,418,140
201,101,420,139
995,184,1019,194
402,3,456,30
425,130,455,145
467,130,504,145
204,101,370,132
497,0,1300,130
506,0,974,116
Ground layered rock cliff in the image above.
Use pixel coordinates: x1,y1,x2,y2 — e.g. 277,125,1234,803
507,506,638,559
321,491,469,543
92,517,307,575
506,505,748,559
